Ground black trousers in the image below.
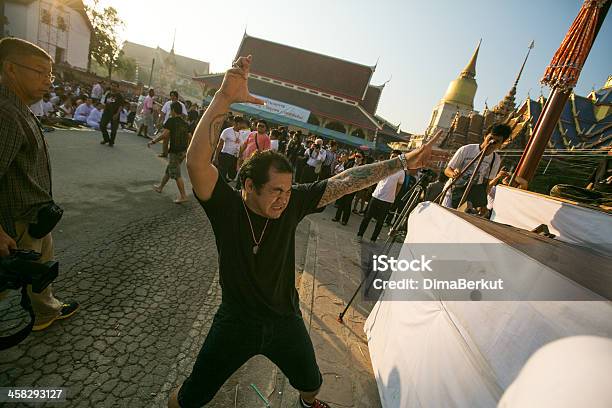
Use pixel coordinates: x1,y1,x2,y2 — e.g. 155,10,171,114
99,114,119,143
357,197,392,242
217,152,238,181
335,193,355,224
178,303,322,407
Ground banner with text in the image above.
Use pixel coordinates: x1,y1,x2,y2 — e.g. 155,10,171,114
243,95,311,122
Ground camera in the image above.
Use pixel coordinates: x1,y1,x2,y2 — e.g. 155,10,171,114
0,249,58,349
417,168,437,187
0,249,58,294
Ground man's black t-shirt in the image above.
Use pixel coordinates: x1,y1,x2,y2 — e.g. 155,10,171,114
197,177,327,319
101,91,124,117
163,116,190,153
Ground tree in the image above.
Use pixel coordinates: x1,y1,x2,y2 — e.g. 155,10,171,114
116,55,137,81
85,0,124,79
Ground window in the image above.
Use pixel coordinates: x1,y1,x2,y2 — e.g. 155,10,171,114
55,47,65,64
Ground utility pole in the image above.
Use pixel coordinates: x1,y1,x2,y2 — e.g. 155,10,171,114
148,58,155,89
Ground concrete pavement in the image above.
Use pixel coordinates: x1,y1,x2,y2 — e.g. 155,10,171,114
0,129,382,407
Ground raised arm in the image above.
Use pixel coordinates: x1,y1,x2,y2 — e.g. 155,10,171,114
186,55,263,201
317,131,444,207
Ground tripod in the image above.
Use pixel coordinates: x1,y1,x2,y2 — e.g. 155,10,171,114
337,179,427,324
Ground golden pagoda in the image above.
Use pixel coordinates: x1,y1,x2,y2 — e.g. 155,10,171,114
442,40,480,108
426,40,481,138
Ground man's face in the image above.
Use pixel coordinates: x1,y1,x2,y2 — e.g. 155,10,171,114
171,94,178,102
247,169,293,219
111,83,118,92
149,89,155,97
3,55,53,103
483,133,505,152
85,98,92,106
257,123,267,134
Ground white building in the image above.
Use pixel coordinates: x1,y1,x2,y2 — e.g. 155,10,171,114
2,0,92,70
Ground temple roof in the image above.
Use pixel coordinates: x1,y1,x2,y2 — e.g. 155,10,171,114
362,84,384,114
523,94,611,149
194,74,381,130
235,34,374,101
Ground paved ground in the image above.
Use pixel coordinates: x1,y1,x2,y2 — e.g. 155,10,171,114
0,129,381,407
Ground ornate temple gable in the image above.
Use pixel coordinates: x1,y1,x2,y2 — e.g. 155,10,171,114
363,84,385,115
235,33,375,101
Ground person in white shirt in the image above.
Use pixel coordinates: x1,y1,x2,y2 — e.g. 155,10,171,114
41,93,54,116
442,124,511,210
270,129,280,151
158,90,187,157
91,81,103,101
356,150,405,242
213,116,248,181
302,139,326,183
86,103,103,129
73,97,93,124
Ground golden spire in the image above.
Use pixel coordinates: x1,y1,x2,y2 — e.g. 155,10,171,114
460,39,481,79
493,41,534,117
441,40,481,108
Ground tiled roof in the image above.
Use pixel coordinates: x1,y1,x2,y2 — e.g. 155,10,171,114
236,34,374,101
362,85,384,114
523,96,611,149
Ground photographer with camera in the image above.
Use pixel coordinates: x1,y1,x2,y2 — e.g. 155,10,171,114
0,38,78,333
441,124,511,210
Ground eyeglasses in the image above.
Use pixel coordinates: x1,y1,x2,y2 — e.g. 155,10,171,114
8,61,55,82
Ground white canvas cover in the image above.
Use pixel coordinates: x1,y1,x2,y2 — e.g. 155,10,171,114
364,202,612,408
491,185,612,256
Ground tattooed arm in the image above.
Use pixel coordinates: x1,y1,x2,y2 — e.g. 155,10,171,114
317,130,444,207
187,55,262,201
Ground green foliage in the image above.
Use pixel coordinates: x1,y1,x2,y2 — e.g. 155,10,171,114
116,55,137,81
85,0,124,79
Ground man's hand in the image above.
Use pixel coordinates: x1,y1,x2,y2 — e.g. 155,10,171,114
0,229,17,257
404,129,445,170
217,55,264,106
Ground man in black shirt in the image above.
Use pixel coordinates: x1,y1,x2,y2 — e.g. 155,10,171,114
99,82,124,147
168,55,441,408
148,102,191,203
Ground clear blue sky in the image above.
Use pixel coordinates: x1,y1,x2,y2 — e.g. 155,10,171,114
93,0,611,134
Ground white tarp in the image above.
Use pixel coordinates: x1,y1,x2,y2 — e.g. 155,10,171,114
491,185,612,256
243,94,311,122
364,202,612,408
